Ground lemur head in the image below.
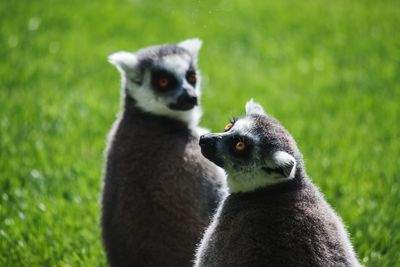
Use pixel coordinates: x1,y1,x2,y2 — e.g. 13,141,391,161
199,99,304,193
109,38,203,126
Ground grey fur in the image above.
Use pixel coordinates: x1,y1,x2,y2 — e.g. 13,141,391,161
101,40,226,267
195,100,361,267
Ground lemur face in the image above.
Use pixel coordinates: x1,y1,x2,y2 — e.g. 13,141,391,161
148,56,198,111
109,39,203,124
199,100,299,192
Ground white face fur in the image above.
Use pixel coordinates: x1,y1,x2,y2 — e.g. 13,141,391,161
108,38,203,127
199,99,297,193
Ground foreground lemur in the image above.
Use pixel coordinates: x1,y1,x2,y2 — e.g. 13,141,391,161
101,39,227,267
195,100,361,267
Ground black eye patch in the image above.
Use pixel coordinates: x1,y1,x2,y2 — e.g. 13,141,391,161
151,69,179,92
185,69,197,86
227,135,253,158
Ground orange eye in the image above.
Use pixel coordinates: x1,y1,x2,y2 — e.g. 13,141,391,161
159,79,169,88
224,122,233,132
188,74,196,84
235,141,246,151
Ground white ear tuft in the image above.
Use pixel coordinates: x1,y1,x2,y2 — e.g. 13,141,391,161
272,151,297,178
178,38,203,57
245,99,265,115
108,51,138,73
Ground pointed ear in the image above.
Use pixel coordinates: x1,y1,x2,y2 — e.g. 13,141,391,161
178,38,202,58
265,151,296,179
108,51,138,73
245,99,265,115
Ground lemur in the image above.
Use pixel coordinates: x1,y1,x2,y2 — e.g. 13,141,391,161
194,99,361,267
101,39,227,267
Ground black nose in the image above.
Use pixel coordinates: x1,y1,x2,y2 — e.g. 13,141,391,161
168,90,198,111
186,94,198,106
199,133,220,147
182,88,198,105
199,134,224,167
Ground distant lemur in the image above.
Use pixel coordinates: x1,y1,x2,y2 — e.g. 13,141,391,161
101,39,227,267
195,99,361,267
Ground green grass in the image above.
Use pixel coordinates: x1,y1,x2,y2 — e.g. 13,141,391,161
1,0,399,266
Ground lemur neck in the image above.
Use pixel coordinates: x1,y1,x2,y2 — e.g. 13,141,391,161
123,93,201,128
227,177,307,206
122,94,190,133
227,169,305,194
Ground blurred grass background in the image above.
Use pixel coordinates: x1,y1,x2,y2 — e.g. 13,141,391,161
1,0,399,266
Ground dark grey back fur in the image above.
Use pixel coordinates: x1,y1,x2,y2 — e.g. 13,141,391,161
195,178,360,267
101,97,226,267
